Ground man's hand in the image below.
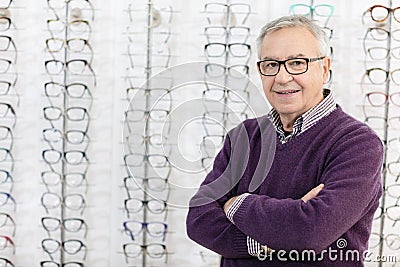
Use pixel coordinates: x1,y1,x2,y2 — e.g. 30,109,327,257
223,195,240,214
301,184,324,203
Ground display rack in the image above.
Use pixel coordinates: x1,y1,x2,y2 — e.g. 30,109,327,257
41,1,94,265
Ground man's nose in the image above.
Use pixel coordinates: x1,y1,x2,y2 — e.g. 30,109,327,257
274,64,293,84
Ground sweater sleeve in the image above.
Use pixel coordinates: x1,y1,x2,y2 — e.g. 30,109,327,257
232,127,384,253
186,129,253,259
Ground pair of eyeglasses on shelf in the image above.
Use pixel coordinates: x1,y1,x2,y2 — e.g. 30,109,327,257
44,81,93,100
124,198,168,216
363,27,400,42
204,63,249,78
43,128,89,146
42,216,88,238
202,110,248,125
362,5,400,25
45,59,95,77
364,46,400,60
42,148,89,166
123,242,168,263
362,67,400,85
47,19,92,40
43,130,89,154
127,4,174,27
202,87,250,104
41,192,86,215
123,220,167,241
123,176,169,195
204,2,251,26
364,92,400,107
364,114,400,126
124,152,169,169
368,232,400,250
46,37,92,54
124,133,166,148
43,106,90,122
124,108,170,123
289,4,334,17
42,238,87,261
0,192,15,212
124,162,172,183
205,25,250,43
47,0,95,21
41,170,88,192
205,42,251,58
40,261,84,267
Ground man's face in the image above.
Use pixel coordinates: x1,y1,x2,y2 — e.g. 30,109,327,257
258,27,331,119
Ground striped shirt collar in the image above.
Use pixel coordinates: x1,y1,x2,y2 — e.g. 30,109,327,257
267,89,337,143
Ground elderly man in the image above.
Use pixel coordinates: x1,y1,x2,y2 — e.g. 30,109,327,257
186,15,383,266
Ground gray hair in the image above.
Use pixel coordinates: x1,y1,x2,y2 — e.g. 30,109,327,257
256,15,330,59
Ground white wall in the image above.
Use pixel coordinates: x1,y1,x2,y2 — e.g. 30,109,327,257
1,0,399,266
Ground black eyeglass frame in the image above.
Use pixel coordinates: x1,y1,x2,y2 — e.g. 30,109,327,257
257,56,325,76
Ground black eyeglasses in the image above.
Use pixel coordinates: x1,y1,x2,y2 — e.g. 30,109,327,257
257,57,325,76
42,238,87,261
123,220,168,241
41,217,88,238
124,198,167,215
123,243,168,263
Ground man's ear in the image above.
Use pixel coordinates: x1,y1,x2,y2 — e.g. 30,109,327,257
322,56,331,83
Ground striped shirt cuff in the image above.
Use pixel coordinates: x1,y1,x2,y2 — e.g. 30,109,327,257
226,193,250,224
246,236,261,257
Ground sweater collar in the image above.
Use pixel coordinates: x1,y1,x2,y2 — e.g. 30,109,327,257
267,89,336,143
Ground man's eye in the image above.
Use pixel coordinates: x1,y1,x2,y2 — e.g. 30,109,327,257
265,62,278,68
288,59,306,66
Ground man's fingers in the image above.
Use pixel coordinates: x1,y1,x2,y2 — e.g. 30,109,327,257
301,184,324,203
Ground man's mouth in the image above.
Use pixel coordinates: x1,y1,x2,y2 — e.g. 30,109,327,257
274,90,301,95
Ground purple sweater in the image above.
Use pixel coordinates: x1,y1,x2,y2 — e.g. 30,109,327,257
186,106,383,266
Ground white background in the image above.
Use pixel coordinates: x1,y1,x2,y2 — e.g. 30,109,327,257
2,0,400,266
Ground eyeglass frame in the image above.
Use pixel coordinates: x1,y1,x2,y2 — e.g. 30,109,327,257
257,56,325,76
